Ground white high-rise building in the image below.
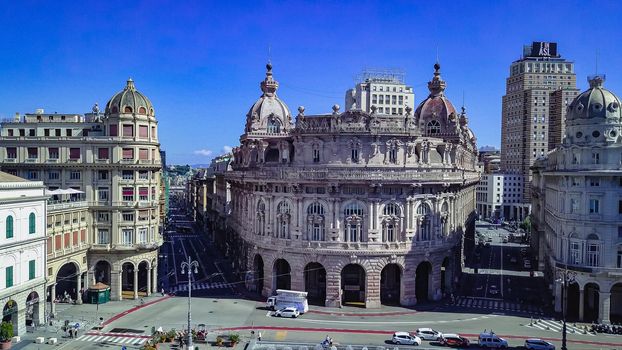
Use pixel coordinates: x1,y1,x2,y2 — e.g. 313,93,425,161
0,171,47,336
345,68,414,115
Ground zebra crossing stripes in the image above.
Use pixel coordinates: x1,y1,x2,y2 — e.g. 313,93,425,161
76,333,149,345
454,296,544,315
170,281,232,293
525,319,594,336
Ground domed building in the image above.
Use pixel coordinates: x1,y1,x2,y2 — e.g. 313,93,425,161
532,75,622,323
226,63,479,307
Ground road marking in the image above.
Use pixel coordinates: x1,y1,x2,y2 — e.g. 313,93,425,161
275,330,288,341
291,314,497,325
266,311,272,317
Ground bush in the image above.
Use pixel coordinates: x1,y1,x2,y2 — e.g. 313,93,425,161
0,322,13,342
229,333,240,343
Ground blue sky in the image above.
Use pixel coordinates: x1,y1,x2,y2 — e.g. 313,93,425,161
1,1,621,165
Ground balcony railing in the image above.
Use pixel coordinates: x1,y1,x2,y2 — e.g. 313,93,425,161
47,200,89,212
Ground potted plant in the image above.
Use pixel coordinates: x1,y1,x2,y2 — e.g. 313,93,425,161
166,329,177,342
229,333,240,347
216,336,224,346
0,321,13,350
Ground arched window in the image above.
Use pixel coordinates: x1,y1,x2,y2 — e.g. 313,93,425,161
267,118,281,133
427,120,441,135
440,202,449,236
306,202,325,241
416,203,431,241
382,203,401,242
256,200,266,235
29,212,36,234
6,215,13,238
276,201,291,239
124,106,133,113
344,202,364,242
138,106,147,114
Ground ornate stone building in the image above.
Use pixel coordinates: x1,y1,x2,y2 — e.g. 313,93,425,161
226,63,479,308
0,79,163,302
532,75,622,324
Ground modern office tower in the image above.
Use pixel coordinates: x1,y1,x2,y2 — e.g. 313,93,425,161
500,42,578,220
0,79,163,301
345,68,415,115
532,75,622,324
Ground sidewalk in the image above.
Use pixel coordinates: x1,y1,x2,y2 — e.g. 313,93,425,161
12,294,170,350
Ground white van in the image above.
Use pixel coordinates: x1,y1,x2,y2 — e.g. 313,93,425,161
478,332,508,348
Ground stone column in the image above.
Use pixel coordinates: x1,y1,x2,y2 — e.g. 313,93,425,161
262,258,273,297
579,288,585,321
76,272,83,304
146,268,152,296
88,270,95,288
325,268,342,308
50,284,56,317
599,291,611,324
366,269,381,308
133,269,139,300
151,265,158,294
111,270,122,301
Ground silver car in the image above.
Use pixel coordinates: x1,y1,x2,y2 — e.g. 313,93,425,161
525,339,555,350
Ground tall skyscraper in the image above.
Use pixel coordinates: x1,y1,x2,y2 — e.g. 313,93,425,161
500,42,578,220
345,68,414,115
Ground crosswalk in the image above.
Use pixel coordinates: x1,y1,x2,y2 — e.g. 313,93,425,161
525,319,594,336
76,332,150,345
170,281,233,293
454,296,544,315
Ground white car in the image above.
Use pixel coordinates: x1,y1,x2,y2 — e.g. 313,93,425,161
414,328,442,341
273,307,300,318
525,339,555,350
392,332,422,345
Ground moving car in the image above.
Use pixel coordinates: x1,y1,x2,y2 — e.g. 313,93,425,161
524,338,555,350
413,328,442,341
478,332,508,348
392,332,421,345
439,334,470,347
273,307,300,318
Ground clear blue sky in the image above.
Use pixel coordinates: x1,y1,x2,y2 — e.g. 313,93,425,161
1,1,621,165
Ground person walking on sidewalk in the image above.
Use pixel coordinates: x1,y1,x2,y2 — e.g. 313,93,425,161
258,331,262,341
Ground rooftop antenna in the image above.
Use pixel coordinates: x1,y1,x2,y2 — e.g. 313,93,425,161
268,44,272,64
595,48,599,75
435,45,439,64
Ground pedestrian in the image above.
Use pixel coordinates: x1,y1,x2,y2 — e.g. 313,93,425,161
161,288,165,296
258,331,262,341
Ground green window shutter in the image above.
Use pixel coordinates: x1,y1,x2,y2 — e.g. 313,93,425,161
6,266,13,287
6,215,13,238
29,212,36,234
29,260,36,280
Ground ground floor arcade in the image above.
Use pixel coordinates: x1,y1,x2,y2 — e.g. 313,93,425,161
246,249,458,308
1,282,45,336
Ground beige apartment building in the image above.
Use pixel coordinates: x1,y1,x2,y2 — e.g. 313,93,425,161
345,68,415,115
0,79,163,303
500,42,579,220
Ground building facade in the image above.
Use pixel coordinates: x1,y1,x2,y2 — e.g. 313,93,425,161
0,79,163,302
345,68,415,115
532,75,622,324
225,63,479,308
500,42,579,220
0,172,46,336
476,173,504,220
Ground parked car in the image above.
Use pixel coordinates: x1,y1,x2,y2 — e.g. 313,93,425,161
273,307,300,318
524,339,555,350
502,236,508,243
392,332,421,345
413,328,442,341
478,332,508,348
439,334,470,347
489,285,499,295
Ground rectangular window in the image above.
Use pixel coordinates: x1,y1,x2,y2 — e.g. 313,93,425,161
139,187,149,201
618,249,622,268
569,241,581,264
570,198,579,213
69,170,81,180
27,147,38,159
98,170,109,180
122,170,134,180
98,187,109,201
139,125,148,138
97,212,109,222
371,94,377,104
139,148,149,160
122,211,134,221
592,152,600,164
138,171,149,180
55,128,61,136
589,199,600,214
64,232,70,248
66,129,72,137
6,147,16,159
121,229,133,245
48,147,59,159
138,210,149,221
97,229,109,244
69,148,80,159
72,231,78,246
589,177,600,187
6,266,13,287
109,124,118,136
122,148,134,159
55,235,62,250
122,124,134,137
122,187,134,201
351,148,359,163
48,171,60,180
138,228,147,244
151,187,156,200
312,149,320,163
80,229,86,243
27,170,38,180
587,244,600,267
98,147,109,160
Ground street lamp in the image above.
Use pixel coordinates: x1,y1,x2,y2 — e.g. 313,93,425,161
557,268,577,350
181,256,199,350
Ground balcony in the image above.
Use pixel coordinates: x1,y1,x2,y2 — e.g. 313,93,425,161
67,158,81,163
120,159,137,164
95,158,110,164
25,158,38,163
47,199,89,212
554,261,622,276
90,244,111,251
4,158,16,162
47,158,59,163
